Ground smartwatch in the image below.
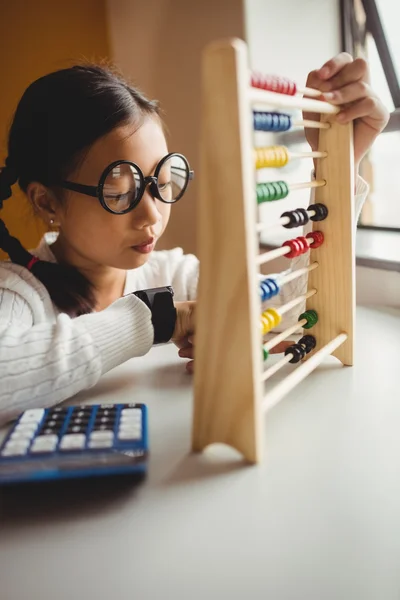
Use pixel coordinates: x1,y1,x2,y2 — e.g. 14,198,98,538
133,286,177,344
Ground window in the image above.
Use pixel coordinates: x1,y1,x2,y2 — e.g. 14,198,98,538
341,0,400,230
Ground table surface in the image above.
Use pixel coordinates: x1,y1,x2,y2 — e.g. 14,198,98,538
1,305,400,600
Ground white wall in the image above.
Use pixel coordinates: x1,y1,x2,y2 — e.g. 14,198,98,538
244,0,342,82
106,0,245,256
244,0,342,248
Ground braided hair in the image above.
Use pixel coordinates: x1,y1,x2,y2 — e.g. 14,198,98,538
0,64,160,316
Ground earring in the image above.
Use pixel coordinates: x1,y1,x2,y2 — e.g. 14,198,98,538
50,219,54,225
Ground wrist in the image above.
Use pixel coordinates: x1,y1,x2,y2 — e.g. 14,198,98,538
133,286,177,344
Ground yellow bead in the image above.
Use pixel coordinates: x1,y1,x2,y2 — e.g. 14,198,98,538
260,308,282,334
255,145,289,169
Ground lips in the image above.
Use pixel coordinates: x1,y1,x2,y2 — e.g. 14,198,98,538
132,237,155,254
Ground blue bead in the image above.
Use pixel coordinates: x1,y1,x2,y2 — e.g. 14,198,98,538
253,111,292,132
259,278,280,301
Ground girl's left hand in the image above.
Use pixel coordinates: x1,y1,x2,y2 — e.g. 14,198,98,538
177,338,295,373
304,53,390,171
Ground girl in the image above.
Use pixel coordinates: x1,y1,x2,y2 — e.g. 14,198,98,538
0,54,388,422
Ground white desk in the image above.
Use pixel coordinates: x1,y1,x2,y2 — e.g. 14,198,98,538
1,306,400,600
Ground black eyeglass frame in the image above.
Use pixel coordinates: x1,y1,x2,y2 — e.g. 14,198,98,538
59,152,194,215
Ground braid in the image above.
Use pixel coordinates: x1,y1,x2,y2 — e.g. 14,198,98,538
0,167,95,317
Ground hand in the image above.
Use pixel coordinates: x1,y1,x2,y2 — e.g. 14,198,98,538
172,301,196,373
304,53,390,171
177,333,295,376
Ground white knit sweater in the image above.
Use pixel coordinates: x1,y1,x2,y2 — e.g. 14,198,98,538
0,177,367,422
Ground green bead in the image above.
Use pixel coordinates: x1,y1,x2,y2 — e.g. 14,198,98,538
263,347,269,361
256,181,289,204
298,309,318,329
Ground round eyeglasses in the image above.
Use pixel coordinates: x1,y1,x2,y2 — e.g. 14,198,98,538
59,153,194,215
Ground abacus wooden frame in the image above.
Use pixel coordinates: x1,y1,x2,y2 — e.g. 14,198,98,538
192,38,355,464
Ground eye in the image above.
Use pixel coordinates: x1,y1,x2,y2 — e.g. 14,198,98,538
158,181,172,191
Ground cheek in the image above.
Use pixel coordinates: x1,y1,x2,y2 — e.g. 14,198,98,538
157,203,171,234
59,197,128,254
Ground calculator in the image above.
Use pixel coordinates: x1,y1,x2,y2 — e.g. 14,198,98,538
0,403,148,486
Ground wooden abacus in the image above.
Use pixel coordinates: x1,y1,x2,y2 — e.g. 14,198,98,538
192,38,355,464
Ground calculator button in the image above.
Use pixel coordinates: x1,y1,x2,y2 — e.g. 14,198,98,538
69,418,90,427
20,409,45,424
100,404,115,409
30,435,58,453
90,431,114,441
88,438,113,449
121,408,141,418
1,446,28,457
97,409,116,417
14,423,38,435
118,428,142,441
39,427,60,436
4,439,30,453
75,406,93,414
93,423,114,431
10,430,34,442
66,424,87,434
59,434,86,451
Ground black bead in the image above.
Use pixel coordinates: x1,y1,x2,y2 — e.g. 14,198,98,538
285,343,306,363
309,203,328,222
298,335,317,353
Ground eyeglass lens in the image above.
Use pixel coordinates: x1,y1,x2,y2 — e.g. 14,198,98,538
102,155,189,213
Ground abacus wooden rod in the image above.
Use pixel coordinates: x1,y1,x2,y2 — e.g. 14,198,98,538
261,354,292,382
263,319,307,350
290,150,327,159
300,85,323,98
295,118,330,129
278,288,316,316
250,88,339,114
290,180,326,192
262,333,348,412
256,236,313,266
279,262,318,286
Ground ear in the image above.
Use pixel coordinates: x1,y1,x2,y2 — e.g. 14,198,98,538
26,182,60,226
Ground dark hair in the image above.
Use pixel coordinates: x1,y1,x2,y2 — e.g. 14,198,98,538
0,64,160,316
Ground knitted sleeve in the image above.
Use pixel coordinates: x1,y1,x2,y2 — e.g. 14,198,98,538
0,282,153,423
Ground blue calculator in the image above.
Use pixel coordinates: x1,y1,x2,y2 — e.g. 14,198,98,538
0,403,148,486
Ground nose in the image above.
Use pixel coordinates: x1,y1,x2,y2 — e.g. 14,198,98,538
132,184,162,229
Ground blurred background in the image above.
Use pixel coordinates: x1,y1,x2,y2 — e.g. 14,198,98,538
0,0,398,262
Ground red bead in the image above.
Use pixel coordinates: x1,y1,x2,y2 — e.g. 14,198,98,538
251,73,297,96
297,236,308,253
306,231,324,248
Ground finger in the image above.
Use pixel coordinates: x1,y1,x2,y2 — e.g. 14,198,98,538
317,52,354,80
320,57,368,93
174,336,190,350
178,346,194,359
322,80,371,105
336,96,384,126
186,360,194,374
268,340,294,354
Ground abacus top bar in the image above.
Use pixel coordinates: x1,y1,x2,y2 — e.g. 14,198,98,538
250,88,339,115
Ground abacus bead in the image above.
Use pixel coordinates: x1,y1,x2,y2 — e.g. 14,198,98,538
299,335,317,353
285,343,306,364
297,236,309,253
296,208,309,226
309,203,328,222
298,309,318,329
263,348,269,361
282,208,309,229
261,308,282,334
283,238,299,258
260,278,280,301
306,230,324,248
